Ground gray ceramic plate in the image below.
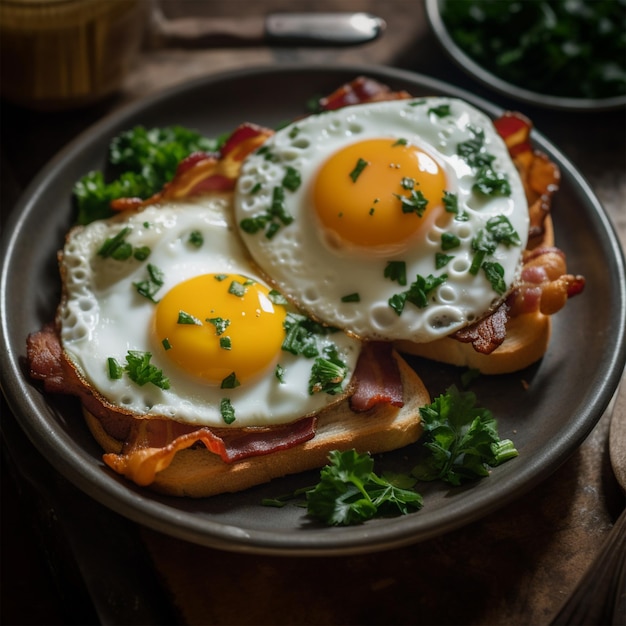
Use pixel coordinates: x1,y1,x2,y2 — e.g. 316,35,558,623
425,0,626,112
1,65,625,556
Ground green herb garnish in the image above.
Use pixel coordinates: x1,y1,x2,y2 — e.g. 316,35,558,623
308,345,347,395
220,398,236,424
349,158,369,182
133,263,164,302
305,449,423,526
188,230,204,247
97,227,133,260
389,273,448,314
412,386,518,485
384,261,407,286
177,311,202,325
74,125,223,225
394,188,429,216
107,357,123,380
341,293,361,303
124,350,170,389
206,317,231,335
282,166,302,192
221,372,240,389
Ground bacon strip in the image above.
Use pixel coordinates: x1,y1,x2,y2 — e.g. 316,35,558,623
104,414,318,487
26,325,403,486
452,303,510,355
318,76,412,111
349,342,404,412
507,247,586,316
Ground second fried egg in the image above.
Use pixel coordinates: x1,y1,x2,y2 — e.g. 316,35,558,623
235,97,529,342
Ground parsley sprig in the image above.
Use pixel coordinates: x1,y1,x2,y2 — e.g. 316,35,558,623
305,450,423,526
388,273,448,315
107,350,170,390
412,386,518,485
266,386,517,526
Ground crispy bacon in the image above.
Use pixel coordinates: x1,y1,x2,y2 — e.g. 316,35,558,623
26,324,403,486
104,415,318,487
449,111,584,354
349,342,404,412
318,76,412,111
494,112,559,249
452,303,510,355
507,247,586,316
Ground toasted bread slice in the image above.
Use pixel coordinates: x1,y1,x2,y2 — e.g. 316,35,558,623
395,213,556,375
84,350,428,498
394,312,551,374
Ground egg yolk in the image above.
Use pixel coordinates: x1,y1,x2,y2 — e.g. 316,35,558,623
313,138,447,252
153,273,287,385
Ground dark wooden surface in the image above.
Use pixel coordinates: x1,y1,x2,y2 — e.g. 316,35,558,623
2,2,625,625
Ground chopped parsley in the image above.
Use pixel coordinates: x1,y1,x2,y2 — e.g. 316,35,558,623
389,273,448,315
133,246,151,261
221,372,240,389
470,214,522,278
107,357,124,380
341,293,361,303
177,310,202,325
282,312,332,358
384,261,407,286
442,190,459,215
482,261,507,295
73,125,223,225
308,345,347,395
97,227,133,260
282,166,302,192
441,232,461,250
228,280,247,297
268,289,289,306
435,252,454,269
220,336,232,350
456,125,512,198
161,338,172,351
123,350,170,389
220,398,236,424
349,158,369,182
275,363,286,383
392,138,408,146
206,317,231,335
394,188,429,216
473,166,512,197
133,263,164,302
239,185,294,240
97,227,152,262
188,230,204,247
428,104,451,117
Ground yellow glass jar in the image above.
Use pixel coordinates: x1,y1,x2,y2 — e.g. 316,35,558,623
0,0,147,110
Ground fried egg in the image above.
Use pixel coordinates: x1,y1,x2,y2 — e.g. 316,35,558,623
234,97,529,342
58,197,361,428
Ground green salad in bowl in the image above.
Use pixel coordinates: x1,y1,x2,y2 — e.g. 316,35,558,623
426,0,626,110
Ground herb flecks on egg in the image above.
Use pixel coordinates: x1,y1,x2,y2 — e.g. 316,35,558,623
235,97,528,343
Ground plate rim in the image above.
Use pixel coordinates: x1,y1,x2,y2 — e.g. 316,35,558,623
2,63,625,556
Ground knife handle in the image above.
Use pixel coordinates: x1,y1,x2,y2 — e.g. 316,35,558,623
149,11,385,48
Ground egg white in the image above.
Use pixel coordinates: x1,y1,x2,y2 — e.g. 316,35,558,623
58,197,361,427
234,97,529,342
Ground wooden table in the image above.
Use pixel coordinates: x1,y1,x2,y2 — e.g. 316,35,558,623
2,2,625,624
